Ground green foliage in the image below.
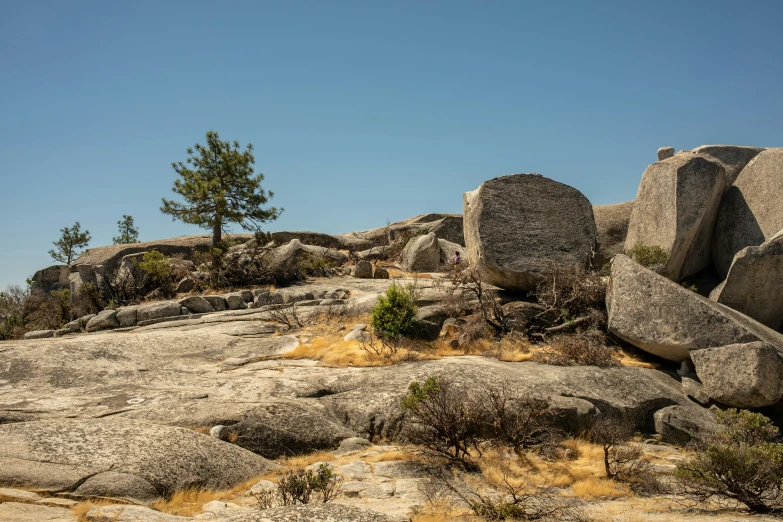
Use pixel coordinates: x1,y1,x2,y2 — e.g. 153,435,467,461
113,215,139,244
680,282,698,292
625,244,670,270
276,463,343,505
370,283,418,340
0,285,72,339
675,409,783,514
161,131,283,247
401,376,441,410
137,250,172,286
49,222,91,264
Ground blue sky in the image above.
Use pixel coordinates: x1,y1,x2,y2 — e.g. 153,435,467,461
1,1,782,288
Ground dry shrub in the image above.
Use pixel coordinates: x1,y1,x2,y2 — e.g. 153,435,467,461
152,476,260,516
587,414,648,482
532,330,619,368
533,261,607,334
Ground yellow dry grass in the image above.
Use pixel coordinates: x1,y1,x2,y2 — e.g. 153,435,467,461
364,449,416,463
410,500,470,522
282,335,426,367
151,477,260,516
71,499,127,522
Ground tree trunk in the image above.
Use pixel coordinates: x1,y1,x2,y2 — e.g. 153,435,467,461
213,217,222,248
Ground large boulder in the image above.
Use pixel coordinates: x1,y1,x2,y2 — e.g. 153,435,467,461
691,144,765,187
463,174,596,292
713,148,783,277
136,301,182,322
624,152,725,281
231,401,355,458
710,230,783,330
691,342,783,408
399,232,441,272
438,238,464,265
607,255,783,362
30,264,70,294
177,296,214,314
0,418,274,501
85,309,119,332
593,201,634,267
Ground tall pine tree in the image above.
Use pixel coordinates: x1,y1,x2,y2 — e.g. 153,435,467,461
161,131,282,247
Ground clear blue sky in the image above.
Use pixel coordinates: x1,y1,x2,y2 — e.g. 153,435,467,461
2,1,782,288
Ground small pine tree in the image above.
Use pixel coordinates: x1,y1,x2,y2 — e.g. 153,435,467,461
113,215,140,244
49,222,91,264
161,131,282,247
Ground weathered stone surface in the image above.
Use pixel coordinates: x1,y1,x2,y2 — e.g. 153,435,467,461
625,152,725,281
254,291,283,307
86,310,119,332
691,342,783,408
116,306,138,328
23,330,54,339
178,296,213,314
607,255,783,361
226,504,408,522
334,437,372,454
74,471,161,501
692,144,765,187
225,293,248,310
373,267,390,279
136,301,182,322
464,174,596,292
344,329,372,342
354,260,374,278
238,290,254,303
231,401,355,459
713,148,783,277
341,213,464,248
0,502,74,522
202,296,227,312
86,504,190,521
399,232,441,272
593,201,634,266
0,418,274,500
30,264,70,294
653,405,718,445
681,376,710,405
657,147,675,161
711,230,783,330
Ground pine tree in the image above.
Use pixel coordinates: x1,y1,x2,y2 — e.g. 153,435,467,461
161,131,282,247
113,215,140,244
49,222,91,264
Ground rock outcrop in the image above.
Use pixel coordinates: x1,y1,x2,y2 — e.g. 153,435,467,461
0,418,274,501
399,232,441,272
607,255,783,361
227,504,408,522
463,174,596,292
593,201,634,266
691,144,765,187
269,239,348,273
625,152,725,281
710,230,783,330
713,148,783,277
85,310,119,332
691,342,783,408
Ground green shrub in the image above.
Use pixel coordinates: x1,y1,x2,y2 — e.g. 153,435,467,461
675,409,783,514
137,250,172,285
370,283,418,340
298,253,337,277
276,463,342,505
625,244,670,270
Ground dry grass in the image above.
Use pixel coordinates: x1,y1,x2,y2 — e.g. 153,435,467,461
151,477,260,516
364,449,416,463
71,499,128,522
410,500,470,522
385,268,434,279
282,335,423,367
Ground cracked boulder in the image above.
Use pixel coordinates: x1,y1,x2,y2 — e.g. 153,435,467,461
463,174,596,292
0,418,274,501
625,152,725,281
607,255,783,362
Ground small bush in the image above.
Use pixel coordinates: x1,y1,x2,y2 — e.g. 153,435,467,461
298,253,337,277
371,283,418,340
675,409,783,514
588,413,647,481
400,376,484,469
138,250,172,286
0,285,72,339
532,330,619,368
275,463,343,506
625,244,670,272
